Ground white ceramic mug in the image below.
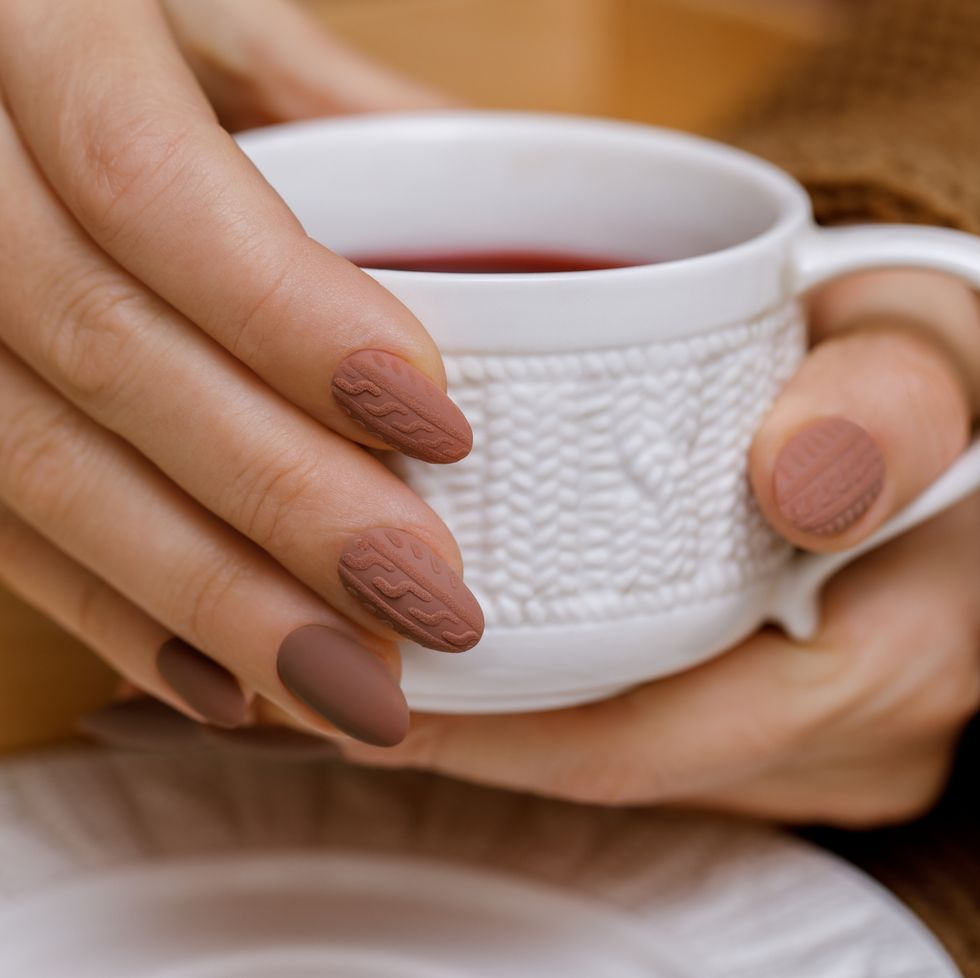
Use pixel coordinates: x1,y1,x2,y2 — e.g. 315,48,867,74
238,112,980,714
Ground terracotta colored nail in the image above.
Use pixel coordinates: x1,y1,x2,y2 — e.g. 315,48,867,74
773,417,886,537
339,527,484,653
202,726,340,761
276,625,409,747
77,699,206,752
156,638,247,729
332,349,472,463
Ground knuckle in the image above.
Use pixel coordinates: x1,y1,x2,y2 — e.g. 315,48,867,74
226,258,296,363
72,108,200,242
928,625,980,727
178,550,249,640
908,663,980,735
223,447,322,551
42,271,144,406
813,742,956,830
822,777,947,830
0,399,90,526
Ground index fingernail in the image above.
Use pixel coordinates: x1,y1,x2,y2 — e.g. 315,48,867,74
332,350,472,463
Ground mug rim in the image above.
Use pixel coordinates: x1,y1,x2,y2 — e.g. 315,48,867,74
238,111,813,349
237,110,813,283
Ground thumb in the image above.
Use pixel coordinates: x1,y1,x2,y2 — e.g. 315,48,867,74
750,270,978,552
164,0,454,131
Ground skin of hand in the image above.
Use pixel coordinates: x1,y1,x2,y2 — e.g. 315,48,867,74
329,270,980,828
0,0,482,749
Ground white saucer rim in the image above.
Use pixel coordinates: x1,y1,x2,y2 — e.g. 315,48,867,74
0,746,963,978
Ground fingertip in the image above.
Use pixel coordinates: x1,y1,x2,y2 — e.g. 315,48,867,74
751,328,971,552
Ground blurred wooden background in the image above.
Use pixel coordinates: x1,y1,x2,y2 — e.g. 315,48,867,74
0,0,839,752
310,0,836,129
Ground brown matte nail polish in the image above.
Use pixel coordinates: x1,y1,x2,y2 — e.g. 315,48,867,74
156,638,247,729
77,699,206,752
339,527,484,653
276,625,409,747
202,726,340,762
773,417,886,537
332,349,472,463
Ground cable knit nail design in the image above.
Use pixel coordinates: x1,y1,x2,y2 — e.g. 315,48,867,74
332,350,472,463
339,528,484,652
773,417,886,536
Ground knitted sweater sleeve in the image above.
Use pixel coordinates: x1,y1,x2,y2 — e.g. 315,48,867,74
728,0,980,232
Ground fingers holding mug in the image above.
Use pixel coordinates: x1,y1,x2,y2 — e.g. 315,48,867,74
751,270,980,552
0,347,410,747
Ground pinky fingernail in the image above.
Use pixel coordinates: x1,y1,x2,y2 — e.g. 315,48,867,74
156,638,247,729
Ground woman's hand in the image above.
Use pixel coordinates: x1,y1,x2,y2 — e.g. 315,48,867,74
0,0,483,748
335,270,980,826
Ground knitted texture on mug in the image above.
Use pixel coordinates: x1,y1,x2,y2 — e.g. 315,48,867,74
387,305,804,629
729,0,980,233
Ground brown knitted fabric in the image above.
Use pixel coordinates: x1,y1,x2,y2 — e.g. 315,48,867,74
728,0,980,232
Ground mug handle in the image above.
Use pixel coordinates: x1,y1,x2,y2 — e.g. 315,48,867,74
769,223,980,639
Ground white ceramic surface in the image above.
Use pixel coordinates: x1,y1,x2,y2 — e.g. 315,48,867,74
0,748,962,978
238,113,980,713
0,854,694,978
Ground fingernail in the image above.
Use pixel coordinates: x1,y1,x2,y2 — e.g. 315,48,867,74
332,349,472,463
773,417,886,536
156,638,247,729
77,699,206,752
276,625,409,747
339,527,484,652
202,725,340,762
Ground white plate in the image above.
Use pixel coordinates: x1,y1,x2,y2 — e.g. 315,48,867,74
0,748,961,977
0,852,693,978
